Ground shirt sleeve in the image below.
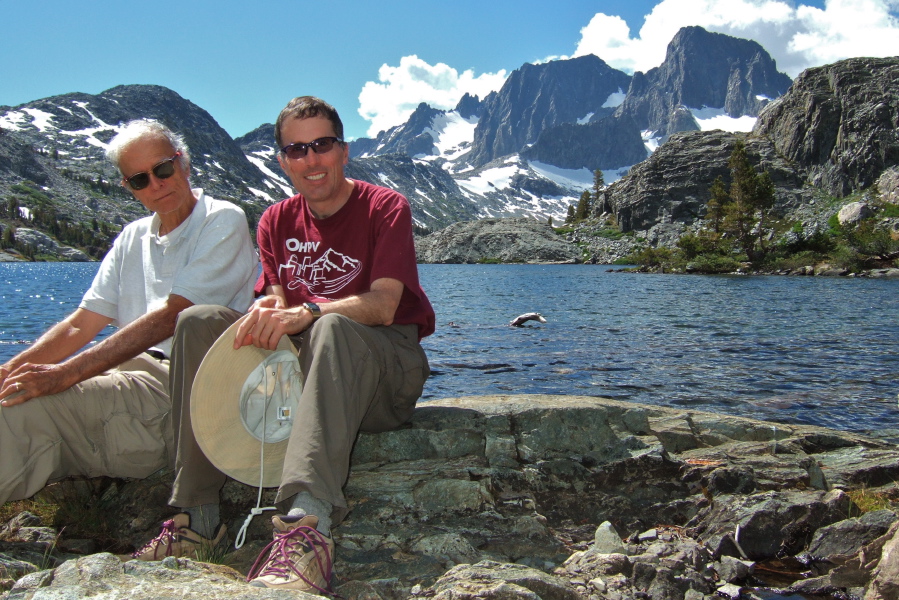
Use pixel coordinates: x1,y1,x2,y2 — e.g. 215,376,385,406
369,193,421,293
79,228,129,322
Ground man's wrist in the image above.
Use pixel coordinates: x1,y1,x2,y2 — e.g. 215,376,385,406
303,302,322,320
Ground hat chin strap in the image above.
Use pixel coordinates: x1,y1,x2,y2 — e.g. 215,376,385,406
233,365,282,550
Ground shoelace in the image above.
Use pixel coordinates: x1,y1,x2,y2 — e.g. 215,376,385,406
132,519,178,558
246,524,334,595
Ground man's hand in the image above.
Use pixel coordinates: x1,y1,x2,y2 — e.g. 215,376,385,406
0,363,77,407
234,294,312,350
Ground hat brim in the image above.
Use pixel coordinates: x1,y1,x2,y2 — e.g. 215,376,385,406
190,319,299,487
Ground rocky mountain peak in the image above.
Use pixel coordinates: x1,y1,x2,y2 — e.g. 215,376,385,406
615,26,792,140
466,54,633,167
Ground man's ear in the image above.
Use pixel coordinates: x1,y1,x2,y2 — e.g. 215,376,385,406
277,153,288,175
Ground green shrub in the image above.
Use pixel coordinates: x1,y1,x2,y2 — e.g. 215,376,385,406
687,254,742,274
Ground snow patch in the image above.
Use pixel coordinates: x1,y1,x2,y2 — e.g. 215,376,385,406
528,161,594,189
577,112,594,125
602,88,626,108
22,108,57,132
247,187,276,202
642,130,662,153
0,111,28,131
457,164,519,195
690,107,756,133
422,111,477,160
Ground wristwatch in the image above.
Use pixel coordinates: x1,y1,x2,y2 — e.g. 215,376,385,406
303,302,322,320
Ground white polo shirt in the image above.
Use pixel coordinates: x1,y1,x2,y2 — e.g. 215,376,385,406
80,189,258,357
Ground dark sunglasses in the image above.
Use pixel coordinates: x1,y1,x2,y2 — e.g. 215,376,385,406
123,152,181,190
280,137,342,160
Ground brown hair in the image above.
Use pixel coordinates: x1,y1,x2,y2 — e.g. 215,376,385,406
274,96,344,149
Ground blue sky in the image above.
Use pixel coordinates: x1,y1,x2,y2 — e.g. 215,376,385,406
2,0,897,141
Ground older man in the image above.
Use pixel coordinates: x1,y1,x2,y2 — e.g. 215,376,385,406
136,97,434,594
0,120,258,518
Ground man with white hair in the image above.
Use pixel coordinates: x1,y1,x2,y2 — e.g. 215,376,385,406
0,119,258,528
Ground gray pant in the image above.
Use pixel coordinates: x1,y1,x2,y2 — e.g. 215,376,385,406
0,355,171,505
169,305,429,525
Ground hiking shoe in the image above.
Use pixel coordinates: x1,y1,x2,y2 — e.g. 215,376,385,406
131,513,228,561
247,514,334,593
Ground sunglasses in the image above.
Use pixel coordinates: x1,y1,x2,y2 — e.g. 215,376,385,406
123,152,181,190
280,137,342,160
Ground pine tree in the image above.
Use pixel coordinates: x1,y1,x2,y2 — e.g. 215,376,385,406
720,141,776,264
575,190,591,221
706,176,727,234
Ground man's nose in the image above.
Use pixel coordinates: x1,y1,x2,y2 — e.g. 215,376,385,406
303,148,322,165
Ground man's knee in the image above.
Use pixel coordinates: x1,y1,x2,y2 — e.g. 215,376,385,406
174,305,240,342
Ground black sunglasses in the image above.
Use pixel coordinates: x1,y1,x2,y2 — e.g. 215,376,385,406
280,137,342,160
123,152,181,190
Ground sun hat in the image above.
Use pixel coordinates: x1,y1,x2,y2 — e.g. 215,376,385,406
190,319,302,487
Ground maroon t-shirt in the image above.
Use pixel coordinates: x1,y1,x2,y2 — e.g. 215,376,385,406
255,180,435,340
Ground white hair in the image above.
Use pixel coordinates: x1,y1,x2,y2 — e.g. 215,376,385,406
106,119,190,172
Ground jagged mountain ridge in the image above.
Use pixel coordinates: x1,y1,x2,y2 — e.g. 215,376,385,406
350,26,793,224
1,26,798,247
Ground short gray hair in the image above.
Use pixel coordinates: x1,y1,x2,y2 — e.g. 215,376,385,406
106,119,190,172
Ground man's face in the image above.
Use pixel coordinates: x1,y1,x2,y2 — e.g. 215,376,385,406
277,116,349,207
118,136,193,219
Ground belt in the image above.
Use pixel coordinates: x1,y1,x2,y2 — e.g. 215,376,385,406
146,349,167,361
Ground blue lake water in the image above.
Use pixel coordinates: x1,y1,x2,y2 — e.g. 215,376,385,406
2,262,898,438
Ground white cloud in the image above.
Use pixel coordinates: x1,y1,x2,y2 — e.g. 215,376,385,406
357,55,507,137
573,0,899,77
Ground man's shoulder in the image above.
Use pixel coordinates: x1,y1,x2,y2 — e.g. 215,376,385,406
201,192,247,217
118,214,155,237
262,194,303,218
353,180,409,208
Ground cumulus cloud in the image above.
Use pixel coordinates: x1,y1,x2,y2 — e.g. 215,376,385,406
573,0,899,77
357,55,507,137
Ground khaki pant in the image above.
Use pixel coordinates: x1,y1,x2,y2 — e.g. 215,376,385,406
0,355,171,505
169,305,429,525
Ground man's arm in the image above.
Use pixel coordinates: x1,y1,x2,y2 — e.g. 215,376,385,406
0,308,112,378
234,278,404,351
0,294,193,406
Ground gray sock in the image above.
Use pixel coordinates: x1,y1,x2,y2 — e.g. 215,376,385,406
185,503,220,539
287,492,333,536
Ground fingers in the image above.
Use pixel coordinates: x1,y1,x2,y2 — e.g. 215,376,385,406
0,375,31,407
233,309,285,351
233,313,255,349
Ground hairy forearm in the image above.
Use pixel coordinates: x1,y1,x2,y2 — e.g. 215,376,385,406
1,310,108,376
318,290,398,327
60,308,179,384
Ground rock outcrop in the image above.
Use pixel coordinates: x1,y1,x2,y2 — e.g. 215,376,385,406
3,395,898,599
754,56,899,197
10,229,90,261
415,217,581,263
606,130,811,233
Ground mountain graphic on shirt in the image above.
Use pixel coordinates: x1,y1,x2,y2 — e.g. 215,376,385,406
281,249,363,296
